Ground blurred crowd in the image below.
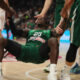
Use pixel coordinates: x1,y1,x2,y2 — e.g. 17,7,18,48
5,7,54,30
4,1,56,39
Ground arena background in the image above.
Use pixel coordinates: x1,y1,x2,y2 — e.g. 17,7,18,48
1,0,80,80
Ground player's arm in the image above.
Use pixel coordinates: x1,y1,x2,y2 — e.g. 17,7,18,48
61,0,75,18
35,0,53,23
51,0,75,37
4,0,9,7
51,17,69,37
0,0,14,16
40,0,53,16
8,18,29,38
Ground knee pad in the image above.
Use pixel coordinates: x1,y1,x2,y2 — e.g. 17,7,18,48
66,43,79,62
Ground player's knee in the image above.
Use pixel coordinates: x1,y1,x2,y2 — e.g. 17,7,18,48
48,37,58,47
66,43,79,62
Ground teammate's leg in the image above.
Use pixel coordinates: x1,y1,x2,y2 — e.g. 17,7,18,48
0,0,14,16
47,38,59,80
70,47,80,74
60,1,80,80
0,38,7,79
0,37,22,78
60,43,79,80
44,3,64,72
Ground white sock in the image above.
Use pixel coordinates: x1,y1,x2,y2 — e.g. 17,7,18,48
50,64,56,74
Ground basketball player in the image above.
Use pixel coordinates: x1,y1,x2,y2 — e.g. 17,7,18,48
0,0,15,79
0,0,15,36
0,16,68,80
56,0,80,80
35,0,80,74
0,0,14,17
35,0,65,72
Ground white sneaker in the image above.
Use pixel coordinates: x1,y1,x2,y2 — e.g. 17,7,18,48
47,73,57,80
44,64,50,72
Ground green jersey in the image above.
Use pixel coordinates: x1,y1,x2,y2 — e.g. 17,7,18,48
17,30,51,64
54,0,76,28
26,30,51,45
70,0,80,46
54,0,65,28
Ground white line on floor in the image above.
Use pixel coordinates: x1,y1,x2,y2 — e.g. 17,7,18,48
25,67,45,80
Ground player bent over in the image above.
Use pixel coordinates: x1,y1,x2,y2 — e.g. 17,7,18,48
57,0,80,80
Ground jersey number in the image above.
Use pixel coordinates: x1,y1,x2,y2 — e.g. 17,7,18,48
33,32,42,37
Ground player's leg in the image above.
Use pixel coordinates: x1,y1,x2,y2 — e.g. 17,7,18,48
0,38,7,79
70,47,80,74
47,37,59,80
0,0,14,16
60,2,80,80
60,44,79,80
44,3,64,72
0,38,22,60
66,2,80,74
0,8,6,38
0,37,22,78
69,1,80,74
0,8,6,80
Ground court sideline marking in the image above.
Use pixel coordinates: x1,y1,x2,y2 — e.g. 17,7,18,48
25,67,45,80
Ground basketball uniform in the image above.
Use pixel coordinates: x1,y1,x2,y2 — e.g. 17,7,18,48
71,0,80,47
17,30,51,64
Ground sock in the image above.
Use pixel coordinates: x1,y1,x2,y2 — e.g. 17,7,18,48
50,64,56,74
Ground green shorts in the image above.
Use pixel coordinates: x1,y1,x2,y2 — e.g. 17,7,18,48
54,2,76,28
17,43,46,64
54,3,64,28
71,2,80,47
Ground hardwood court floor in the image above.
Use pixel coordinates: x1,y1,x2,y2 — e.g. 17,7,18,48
2,38,80,80
2,53,80,80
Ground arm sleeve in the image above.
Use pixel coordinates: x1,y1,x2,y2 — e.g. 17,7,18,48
9,18,28,38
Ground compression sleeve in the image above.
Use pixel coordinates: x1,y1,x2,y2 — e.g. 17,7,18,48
9,18,28,37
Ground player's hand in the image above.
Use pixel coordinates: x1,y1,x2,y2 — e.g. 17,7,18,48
34,13,45,24
55,26,63,34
